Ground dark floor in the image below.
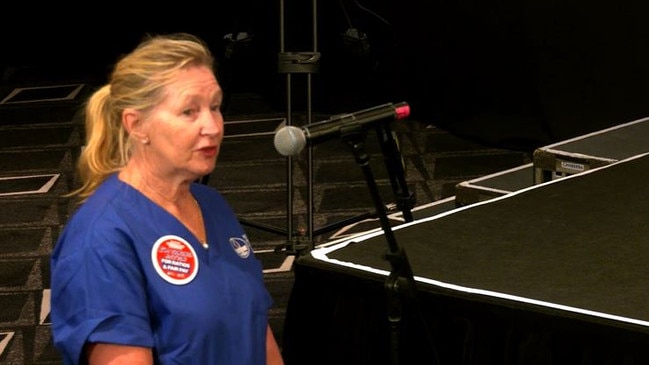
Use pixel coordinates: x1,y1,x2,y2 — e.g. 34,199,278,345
0,62,533,363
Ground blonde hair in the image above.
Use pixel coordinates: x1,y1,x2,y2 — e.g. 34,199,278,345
71,33,215,202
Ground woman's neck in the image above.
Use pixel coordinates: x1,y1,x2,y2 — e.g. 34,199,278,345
118,162,192,207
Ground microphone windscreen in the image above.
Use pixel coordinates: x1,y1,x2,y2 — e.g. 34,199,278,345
274,126,307,156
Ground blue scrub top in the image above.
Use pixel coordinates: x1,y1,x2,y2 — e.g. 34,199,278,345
50,174,272,364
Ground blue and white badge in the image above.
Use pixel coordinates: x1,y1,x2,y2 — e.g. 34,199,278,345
229,236,251,258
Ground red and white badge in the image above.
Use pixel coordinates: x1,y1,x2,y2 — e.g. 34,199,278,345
151,235,199,285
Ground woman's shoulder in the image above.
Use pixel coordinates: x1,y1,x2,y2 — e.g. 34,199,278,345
65,175,133,231
75,175,125,209
55,182,135,259
190,183,238,218
191,182,225,202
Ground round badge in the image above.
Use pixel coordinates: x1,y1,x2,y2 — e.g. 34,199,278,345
229,236,251,258
151,235,199,285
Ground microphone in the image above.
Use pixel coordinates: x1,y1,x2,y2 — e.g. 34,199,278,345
273,102,410,156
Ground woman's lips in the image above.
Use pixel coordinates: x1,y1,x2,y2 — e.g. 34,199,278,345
199,146,218,157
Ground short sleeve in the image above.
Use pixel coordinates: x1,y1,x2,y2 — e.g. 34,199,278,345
50,218,154,364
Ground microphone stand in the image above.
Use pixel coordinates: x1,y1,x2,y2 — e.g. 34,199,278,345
311,110,416,236
375,122,415,223
339,123,421,365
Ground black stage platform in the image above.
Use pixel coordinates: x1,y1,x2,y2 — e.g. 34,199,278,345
282,153,649,365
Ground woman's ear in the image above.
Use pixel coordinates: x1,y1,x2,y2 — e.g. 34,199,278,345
122,108,147,141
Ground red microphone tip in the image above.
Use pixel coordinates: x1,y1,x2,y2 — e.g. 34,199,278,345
395,104,410,120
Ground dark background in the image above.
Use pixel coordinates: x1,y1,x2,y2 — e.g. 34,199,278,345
3,0,649,151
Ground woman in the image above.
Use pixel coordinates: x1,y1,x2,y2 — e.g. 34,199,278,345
50,32,284,365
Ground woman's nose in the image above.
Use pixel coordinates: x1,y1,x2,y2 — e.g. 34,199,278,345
200,111,223,137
